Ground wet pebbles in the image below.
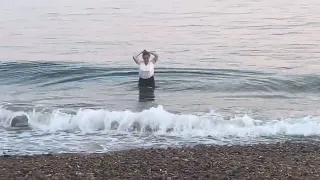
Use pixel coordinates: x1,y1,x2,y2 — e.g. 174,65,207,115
1,141,320,179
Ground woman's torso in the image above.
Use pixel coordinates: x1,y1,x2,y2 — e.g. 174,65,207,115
139,62,154,79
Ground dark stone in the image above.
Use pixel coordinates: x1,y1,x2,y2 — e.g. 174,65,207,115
10,114,29,127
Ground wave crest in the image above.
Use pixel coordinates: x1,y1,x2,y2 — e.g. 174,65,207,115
1,61,320,93
1,105,320,137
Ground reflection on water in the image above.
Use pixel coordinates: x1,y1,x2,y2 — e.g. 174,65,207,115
1,0,319,75
139,87,155,102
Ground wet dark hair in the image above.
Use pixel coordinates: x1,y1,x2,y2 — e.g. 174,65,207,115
142,50,150,56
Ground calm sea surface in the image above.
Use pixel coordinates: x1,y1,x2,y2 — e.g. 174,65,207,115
1,0,320,155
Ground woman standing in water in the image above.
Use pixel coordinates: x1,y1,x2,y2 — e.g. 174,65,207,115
133,50,159,88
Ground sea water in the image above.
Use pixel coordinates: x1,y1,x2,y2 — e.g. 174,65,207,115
1,0,320,155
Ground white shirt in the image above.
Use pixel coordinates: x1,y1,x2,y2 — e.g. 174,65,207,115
139,61,155,79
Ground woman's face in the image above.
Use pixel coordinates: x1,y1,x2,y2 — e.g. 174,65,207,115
142,54,150,63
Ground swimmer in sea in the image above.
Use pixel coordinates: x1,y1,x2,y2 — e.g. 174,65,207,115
133,50,158,88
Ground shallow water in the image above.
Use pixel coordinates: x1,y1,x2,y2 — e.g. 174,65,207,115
1,0,320,155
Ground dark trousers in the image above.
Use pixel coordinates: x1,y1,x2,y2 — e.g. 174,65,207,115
138,76,155,88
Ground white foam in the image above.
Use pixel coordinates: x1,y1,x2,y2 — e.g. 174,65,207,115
1,105,320,138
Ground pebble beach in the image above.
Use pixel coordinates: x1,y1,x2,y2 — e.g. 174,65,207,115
2,0,320,180
1,141,320,179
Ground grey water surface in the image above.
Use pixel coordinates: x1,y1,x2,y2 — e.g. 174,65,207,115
1,0,320,155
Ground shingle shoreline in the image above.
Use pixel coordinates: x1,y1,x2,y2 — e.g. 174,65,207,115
1,141,320,179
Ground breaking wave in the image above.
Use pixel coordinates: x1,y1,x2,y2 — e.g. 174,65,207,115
1,105,320,138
